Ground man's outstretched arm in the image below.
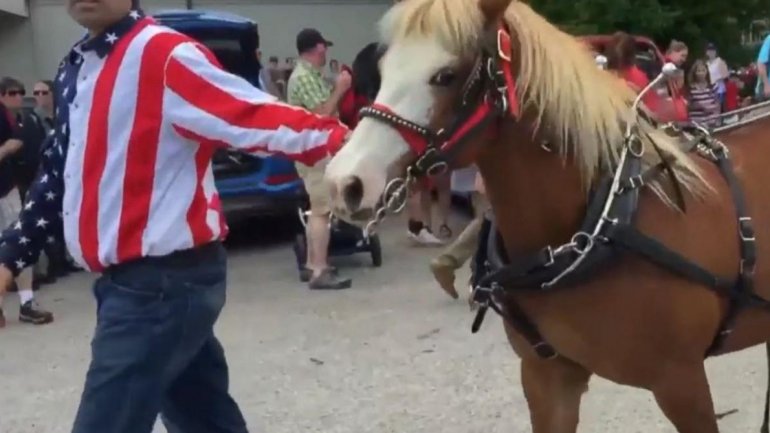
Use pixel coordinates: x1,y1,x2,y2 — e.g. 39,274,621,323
163,41,349,166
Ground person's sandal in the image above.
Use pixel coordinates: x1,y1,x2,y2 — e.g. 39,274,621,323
300,266,338,283
309,268,351,290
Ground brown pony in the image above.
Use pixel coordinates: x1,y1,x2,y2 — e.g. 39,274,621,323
324,0,770,432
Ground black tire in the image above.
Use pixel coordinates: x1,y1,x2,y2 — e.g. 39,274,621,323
293,233,308,271
369,235,383,267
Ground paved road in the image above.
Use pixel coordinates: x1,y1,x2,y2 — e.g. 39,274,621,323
0,212,767,433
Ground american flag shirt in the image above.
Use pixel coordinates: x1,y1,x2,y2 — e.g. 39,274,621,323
0,9,348,276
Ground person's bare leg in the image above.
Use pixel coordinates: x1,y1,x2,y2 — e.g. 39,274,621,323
306,210,330,276
407,189,424,238
0,288,5,328
407,189,421,225
420,184,434,233
434,173,452,238
304,211,316,273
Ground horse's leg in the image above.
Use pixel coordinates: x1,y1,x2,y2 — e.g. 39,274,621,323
651,363,719,433
520,356,591,433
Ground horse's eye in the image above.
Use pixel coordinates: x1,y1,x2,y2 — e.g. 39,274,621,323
429,68,457,87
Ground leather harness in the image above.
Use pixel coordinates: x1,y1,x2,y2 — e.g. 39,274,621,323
358,23,770,359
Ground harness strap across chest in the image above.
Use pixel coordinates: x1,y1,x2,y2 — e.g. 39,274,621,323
471,126,765,359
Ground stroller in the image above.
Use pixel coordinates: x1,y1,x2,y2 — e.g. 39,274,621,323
292,206,383,280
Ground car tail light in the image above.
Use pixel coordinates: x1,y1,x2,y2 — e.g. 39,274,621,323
264,173,299,185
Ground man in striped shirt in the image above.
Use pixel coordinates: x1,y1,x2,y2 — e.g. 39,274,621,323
0,1,348,432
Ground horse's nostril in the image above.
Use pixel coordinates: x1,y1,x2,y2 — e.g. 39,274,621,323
341,175,364,212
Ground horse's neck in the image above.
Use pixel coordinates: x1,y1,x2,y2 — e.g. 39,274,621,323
476,124,589,253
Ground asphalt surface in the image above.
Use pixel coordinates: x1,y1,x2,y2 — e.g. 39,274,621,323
0,211,768,433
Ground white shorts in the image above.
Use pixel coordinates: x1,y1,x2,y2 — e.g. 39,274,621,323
0,189,22,231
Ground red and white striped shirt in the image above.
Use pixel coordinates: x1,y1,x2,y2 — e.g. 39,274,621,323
50,17,347,271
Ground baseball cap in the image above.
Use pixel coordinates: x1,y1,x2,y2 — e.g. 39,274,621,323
296,28,333,54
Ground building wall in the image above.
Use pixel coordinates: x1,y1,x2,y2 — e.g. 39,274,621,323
0,0,390,87
192,0,391,66
0,0,28,17
0,12,38,85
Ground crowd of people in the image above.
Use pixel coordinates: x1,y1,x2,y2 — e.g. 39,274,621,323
0,77,81,327
598,32,770,127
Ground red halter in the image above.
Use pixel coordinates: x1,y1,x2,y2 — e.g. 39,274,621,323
358,22,521,176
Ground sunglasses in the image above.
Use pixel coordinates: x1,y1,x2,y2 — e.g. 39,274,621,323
4,89,25,97
33,90,50,96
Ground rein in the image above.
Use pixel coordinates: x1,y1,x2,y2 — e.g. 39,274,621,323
358,23,520,235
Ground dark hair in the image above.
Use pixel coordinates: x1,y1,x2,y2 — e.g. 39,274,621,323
37,80,54,91
605,32,636,71
352,42,386,101
0,77,24,95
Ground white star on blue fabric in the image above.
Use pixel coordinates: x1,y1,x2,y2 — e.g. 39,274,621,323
13,221,21,230
45,191,56,201
36,218,49,228
58,71,67,82
19,237,30,245
129,10,141,20
105,33,118,44
15,259,25,270
24,201,35,211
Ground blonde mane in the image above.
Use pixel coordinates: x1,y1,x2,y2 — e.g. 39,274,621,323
380,0,709,203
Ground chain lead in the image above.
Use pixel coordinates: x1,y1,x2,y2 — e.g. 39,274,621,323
362,172,413,238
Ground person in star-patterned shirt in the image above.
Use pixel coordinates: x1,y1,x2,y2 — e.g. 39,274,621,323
0,1,350,432
0,77,54,327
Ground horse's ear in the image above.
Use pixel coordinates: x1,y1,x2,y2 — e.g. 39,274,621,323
478,0,512,22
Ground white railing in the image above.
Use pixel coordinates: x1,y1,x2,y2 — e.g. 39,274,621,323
699,100,770,133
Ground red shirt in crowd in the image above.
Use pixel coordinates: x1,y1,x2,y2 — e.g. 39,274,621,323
338,65,372,128
620,65,688,122
724,79,740,111
621,65,659,111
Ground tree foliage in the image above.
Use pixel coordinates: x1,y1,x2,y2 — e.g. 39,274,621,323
527,0,770,64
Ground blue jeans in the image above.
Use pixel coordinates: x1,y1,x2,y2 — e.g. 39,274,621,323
71,242,248,433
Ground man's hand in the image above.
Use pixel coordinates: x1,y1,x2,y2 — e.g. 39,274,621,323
335,70,352,94
0,265,13,296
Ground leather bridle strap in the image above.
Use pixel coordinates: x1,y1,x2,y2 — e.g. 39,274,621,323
356,21,520,177
359,104,437,155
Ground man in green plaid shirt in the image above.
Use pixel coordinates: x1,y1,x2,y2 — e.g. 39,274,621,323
287,28,352,290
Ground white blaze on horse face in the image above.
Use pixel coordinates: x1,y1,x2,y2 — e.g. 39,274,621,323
325,37,456,217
